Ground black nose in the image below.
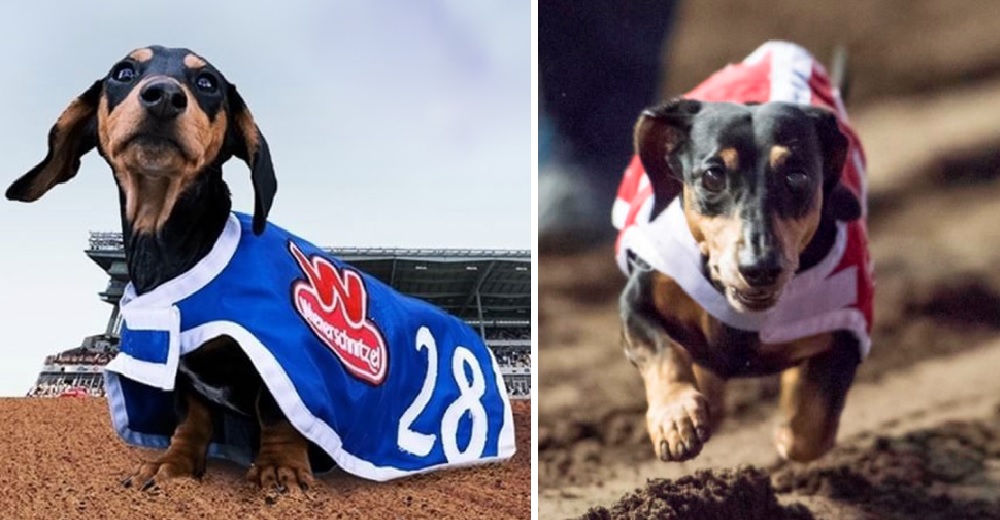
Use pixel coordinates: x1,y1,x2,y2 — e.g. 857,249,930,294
139,80,187,120
738,258,782,287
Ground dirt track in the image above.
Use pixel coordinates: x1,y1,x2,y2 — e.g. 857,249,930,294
0,398,530,520
539,92,1000,517
540,106,1000,517
539,1,1000,517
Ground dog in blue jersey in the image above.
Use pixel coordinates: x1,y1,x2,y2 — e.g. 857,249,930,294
6,46,515,492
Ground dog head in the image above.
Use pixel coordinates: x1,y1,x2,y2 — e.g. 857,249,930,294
6,45,275,235
635,99,860,312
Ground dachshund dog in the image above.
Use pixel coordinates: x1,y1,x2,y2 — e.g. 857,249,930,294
9,45,516,494
613,42,873,463
6,46,302,491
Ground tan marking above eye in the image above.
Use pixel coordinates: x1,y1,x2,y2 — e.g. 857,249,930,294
770,145,792,169
128,48,154,62
184,53,206,69
718,147,740,171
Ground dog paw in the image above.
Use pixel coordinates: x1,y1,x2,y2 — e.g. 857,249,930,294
646,390,711,462
121,455,204,492
774,425,834,462
246,456,313,493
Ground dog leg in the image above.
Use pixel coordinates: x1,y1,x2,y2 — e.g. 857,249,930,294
246,385,313,492
774,332,860,461
692,363,726,433
123,382,213,491
621,269,712,462
638,347,712,461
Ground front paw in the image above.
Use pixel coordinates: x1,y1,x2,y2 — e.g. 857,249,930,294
247,451,313,492
646,390,711,462
121,453,205,492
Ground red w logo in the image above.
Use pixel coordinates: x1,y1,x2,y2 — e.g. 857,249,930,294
288,241,388,385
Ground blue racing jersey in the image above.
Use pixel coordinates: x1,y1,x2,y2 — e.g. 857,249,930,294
104,212,516,481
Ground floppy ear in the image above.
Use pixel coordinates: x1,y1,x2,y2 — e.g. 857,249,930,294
6,81,102,202
634,98,702,217
227,83,276,235
802,106,860,221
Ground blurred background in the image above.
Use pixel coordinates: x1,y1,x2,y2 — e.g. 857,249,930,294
539,0,1000,517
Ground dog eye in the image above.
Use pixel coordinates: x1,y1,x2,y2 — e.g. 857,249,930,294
195,74,218,93
701,167,726,193
111,63,135,83
785,172,810,191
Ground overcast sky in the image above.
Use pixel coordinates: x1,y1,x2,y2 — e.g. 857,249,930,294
0,1,529,396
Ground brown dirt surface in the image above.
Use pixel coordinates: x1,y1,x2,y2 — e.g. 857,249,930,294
771,410,1000,520
539,0,1000,517
581,467,814,520
0,397,530,520
565,409,1000,520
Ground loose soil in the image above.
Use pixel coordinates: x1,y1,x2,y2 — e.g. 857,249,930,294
0,398,530,520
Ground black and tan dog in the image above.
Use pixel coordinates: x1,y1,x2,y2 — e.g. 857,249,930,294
613,42,873,463
6,46,308,491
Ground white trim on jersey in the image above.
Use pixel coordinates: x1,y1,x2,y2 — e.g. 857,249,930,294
764,41,815,105
619,200,871,357
611,198,630,230
107,319,517,482
103,306,182,391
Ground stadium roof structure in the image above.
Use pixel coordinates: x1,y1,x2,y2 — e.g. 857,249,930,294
86,232,531,324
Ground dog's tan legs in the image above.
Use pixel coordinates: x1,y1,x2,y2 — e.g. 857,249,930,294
246,386,313,492
635,342,711,462
247,421,313,491
775,333,860,461
123,390,213,490
776,363,837,461
692,363,726,433
621,268,713,462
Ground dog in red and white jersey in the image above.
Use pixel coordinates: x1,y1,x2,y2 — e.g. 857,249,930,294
614,41,873,462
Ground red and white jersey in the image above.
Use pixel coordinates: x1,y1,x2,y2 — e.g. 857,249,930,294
613,41,874,357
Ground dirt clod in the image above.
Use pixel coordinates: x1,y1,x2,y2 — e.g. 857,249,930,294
581,467,813,520
772,416,1000,520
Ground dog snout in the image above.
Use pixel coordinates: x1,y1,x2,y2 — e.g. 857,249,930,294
140,80,187,120
736,217,783,287
737,254,781,287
